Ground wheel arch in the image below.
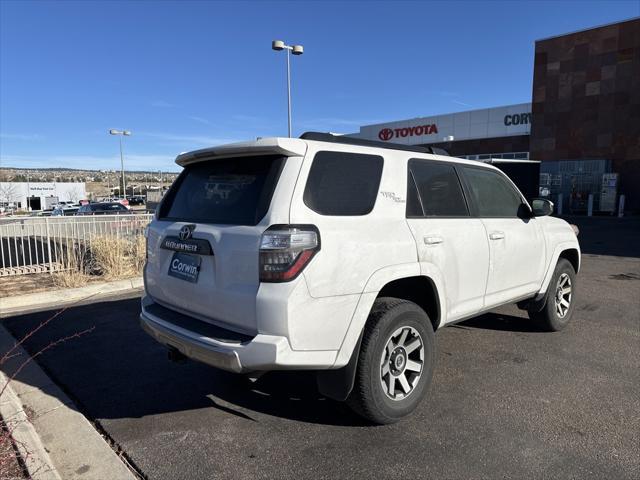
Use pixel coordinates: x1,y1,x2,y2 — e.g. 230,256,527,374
319,271,442,402
559,248,580,273
539,242,581,296
332,263,444,370
376,276,441,332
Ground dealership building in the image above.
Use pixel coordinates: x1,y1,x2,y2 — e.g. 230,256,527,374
0,182,86,211
350,18,639,213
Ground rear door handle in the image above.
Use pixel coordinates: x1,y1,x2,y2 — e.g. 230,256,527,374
489,231,505,240
424,235,444,245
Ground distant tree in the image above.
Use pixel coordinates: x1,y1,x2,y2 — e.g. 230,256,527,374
0,183,20,204
67,185,84,202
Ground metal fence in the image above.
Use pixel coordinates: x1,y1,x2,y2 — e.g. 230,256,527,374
0,214,153,276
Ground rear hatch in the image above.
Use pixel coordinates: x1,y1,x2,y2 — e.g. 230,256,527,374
144,154,288,335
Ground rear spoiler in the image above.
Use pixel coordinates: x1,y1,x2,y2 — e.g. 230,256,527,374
176,137,307,167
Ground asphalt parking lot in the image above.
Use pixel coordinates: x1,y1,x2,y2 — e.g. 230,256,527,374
2,217,639,479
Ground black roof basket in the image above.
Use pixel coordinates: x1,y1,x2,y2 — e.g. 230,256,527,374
299,132,449,156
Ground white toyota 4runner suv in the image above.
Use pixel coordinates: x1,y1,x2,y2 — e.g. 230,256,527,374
141,132,580,424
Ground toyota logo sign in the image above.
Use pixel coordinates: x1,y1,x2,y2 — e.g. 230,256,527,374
378,128,394,141
179,224,195,240
377,124,438,141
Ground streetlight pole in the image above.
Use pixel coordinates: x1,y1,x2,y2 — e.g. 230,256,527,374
118,135,125,196
272,40,304,138
109,129,131,198
26,172,31,211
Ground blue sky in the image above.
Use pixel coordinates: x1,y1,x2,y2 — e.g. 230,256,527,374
1,0,638,172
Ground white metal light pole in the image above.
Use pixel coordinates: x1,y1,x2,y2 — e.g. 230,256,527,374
272,40,304,137
109,129,131,198
26,172,31,211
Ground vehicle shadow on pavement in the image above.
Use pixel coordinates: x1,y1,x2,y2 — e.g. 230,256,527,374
561,215,640,258
453,312,545,333
0,296,368,427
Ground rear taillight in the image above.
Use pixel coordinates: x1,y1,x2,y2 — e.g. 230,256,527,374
259,225,320,282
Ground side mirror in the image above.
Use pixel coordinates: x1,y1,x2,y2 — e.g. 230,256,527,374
531,198,554,216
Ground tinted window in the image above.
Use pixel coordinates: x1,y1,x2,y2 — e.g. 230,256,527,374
303,151,383,216
462,167,524,217
159,155,285,225
407,161,468,217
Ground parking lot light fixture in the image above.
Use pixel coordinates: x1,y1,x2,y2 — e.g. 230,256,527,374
272,39,304,138
109,129,132,199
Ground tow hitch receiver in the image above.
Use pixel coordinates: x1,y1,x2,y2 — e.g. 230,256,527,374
167,346,187,363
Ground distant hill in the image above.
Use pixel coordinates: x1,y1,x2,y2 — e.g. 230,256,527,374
0,166,180,183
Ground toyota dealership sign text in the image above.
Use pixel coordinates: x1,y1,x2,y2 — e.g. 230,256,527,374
378,124,438,141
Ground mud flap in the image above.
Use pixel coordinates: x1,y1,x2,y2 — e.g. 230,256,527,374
315,331,363,401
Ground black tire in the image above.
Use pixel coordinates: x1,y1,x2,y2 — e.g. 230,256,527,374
528,258,577,331
347,297,435,424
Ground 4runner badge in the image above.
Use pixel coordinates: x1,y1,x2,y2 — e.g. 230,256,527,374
380,191,405,203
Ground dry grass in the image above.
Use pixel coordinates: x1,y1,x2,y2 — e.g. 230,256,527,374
52,244,91,288
52,271,91,289
53,235,145,287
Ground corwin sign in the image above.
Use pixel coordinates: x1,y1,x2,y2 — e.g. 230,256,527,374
504,113,532,126
378,124,438,141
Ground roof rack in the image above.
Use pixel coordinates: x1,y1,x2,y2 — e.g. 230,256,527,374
299,132,449,156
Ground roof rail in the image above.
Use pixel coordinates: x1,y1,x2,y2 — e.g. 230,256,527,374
299,132,449,156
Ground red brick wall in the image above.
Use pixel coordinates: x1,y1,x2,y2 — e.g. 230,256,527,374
530,18,640,209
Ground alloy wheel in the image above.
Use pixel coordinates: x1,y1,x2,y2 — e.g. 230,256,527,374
554,273,572,318
379,326,424,401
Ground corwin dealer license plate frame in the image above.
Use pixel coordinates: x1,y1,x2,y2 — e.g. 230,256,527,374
168,252,201,283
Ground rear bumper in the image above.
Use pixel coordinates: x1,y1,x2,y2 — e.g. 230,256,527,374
140,298,338,373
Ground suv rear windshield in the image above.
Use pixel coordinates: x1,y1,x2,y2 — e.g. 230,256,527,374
159,155,285,225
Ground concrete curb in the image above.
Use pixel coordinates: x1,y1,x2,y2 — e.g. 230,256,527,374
0,367,61,480
0,277,143,317
0,324,137,480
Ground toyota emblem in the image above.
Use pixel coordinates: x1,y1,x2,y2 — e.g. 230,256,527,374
378,128,394,141
179,225,194,240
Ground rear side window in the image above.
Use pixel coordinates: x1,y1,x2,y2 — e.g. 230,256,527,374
462,166,524,217
159,155,285,225
407,160,468,217
303,151,383,216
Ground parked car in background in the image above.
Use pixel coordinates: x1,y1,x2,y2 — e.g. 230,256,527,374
52,201,78,209
127,195,146,206
0,205,17,216
75,202,132,215
101,197,130,206
52,206,80,216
